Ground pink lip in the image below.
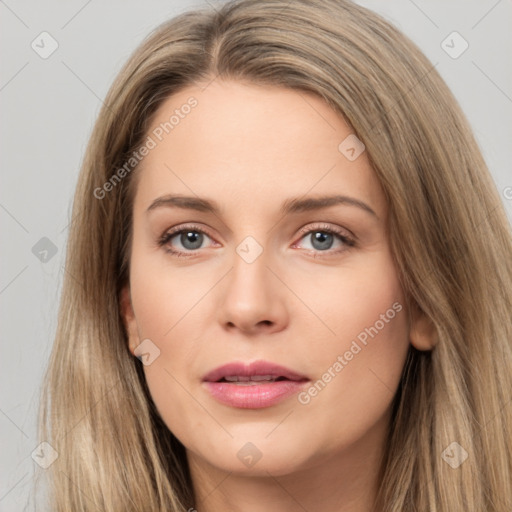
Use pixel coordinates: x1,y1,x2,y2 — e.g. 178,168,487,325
202,360,310,409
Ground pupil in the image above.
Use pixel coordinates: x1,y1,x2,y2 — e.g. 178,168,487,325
311,231,333,250
181,231,203,250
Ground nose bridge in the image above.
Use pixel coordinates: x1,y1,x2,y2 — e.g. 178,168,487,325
229,234,271,302
216,233,288,333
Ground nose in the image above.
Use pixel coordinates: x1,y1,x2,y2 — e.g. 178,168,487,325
217,245,289,336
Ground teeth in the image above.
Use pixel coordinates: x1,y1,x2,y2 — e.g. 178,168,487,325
250,375,274,381
223,375,277,383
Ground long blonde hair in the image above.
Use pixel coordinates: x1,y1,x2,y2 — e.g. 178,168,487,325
37,0,512,510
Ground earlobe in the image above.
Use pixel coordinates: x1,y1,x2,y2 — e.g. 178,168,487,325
409,304,437,351
120,286,140,355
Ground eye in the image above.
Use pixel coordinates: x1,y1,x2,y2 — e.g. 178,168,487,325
158,223,355,259
158,224,216,257
293,224,355,255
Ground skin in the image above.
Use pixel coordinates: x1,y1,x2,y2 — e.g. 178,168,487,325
121,79,434,512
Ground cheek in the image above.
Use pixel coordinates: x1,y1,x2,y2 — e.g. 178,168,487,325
130,285,209,443
291,256,410,452
128,268,203,367
128,250,216,435
128,235,216,341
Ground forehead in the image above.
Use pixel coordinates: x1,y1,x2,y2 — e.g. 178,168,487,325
132,79,386,219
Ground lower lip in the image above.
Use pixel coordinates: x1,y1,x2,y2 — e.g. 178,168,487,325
203,380,309,409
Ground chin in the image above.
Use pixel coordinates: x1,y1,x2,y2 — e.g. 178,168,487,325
212,450,308,477
189,434,314,477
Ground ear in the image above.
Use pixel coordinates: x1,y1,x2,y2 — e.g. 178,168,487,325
409,303,437,351
120,285,141,356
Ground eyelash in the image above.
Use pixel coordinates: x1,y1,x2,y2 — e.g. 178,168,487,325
157,223,356,259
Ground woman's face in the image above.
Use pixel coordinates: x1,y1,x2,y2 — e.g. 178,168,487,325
122,79,415,477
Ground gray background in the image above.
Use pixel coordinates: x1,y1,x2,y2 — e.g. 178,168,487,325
1,0,510,509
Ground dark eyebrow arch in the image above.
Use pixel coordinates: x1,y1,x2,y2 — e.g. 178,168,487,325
147,194,378,218
147,195,218,214
281,195,377,218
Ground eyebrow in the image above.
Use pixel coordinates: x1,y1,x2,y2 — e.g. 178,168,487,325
147,194,378,218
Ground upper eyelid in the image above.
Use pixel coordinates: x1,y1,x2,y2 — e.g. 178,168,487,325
296,223,353,239
163,223,215,240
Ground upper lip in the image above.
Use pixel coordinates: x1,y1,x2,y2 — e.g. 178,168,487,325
202,360,309,383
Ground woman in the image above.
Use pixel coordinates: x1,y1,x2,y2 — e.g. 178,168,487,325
37,0,512,510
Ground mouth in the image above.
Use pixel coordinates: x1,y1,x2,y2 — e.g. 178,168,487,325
216,375,296,384
202,360,309,383
202,360,310,409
